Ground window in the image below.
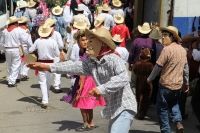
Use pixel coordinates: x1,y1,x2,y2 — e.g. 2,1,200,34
0,0,6,16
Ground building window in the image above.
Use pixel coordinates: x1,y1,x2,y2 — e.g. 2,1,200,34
0,0,6,16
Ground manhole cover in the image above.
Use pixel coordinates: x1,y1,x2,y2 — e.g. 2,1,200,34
26,105,56,113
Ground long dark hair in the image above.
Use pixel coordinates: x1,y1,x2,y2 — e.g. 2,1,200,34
70,0,78,15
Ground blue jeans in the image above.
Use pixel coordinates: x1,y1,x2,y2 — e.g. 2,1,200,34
108,110,135,133
156,84,182,133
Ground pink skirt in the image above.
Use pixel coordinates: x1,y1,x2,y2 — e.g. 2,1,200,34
72,76,106,109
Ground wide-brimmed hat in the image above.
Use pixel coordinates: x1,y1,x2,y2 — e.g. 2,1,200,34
6,16,21,25
181,34,197,43
52,6,63,15
160,26,182,42
17,0,27,9
27,0,36,8
18,16,30,23
73,19,87,30
112,34,124,43
38,24,54,37
94,16,105,27
85,28,116,50
138,22,151,34
75,6,84,11
102,4,111,11
114,14,124,24
112,0,122,7
149,29,162,40
45,18,57,27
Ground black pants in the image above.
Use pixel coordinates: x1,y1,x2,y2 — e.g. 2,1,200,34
191,78,200,123
178,91,188,116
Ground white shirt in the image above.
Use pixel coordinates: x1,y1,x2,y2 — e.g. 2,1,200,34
50,31,64,49
71,14,91,28
192,49,200,73
70,43,80,62
78,4,91,17
29,38,60,60
115,46,129,63
110,9,124,17
63,6,74,27
98,13,115,30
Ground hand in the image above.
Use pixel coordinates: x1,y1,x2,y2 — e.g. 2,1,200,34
60,52,65,62
128,63,133,71
182,85,189,93
147,80,153,89
27,62,50,71
88,88,101,99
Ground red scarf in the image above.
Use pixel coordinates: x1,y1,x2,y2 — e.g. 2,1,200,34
19,25,27,30
7,25,18,32
98,47,121,59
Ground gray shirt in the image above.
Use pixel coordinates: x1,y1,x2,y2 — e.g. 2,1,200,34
50,53,137,119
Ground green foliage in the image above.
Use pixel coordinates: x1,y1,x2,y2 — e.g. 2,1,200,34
46,0,68,8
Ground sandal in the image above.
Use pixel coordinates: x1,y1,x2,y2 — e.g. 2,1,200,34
75,125,92,132
41,104,48,109
90,125,98,129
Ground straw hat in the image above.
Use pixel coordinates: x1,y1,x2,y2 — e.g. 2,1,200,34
138,22,151,34
75,6,84,11
6,16,21,25
112,34,124,43
149,29,162,40
94,16,105,27
45,18,57,27
18,16,30,23
38,24,54,37
27,0,36,8
85,28,116,50
102,4,111,11
181,34,197,43
112,0,122,7
73,19,87,30
52,6,63,16
17,0,27,9
114,14,124,24
159,26,182,42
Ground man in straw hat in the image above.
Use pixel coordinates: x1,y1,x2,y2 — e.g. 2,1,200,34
97,4,115,30
147,26,189,133
94,16,105,29
0,16,31,87
29,24,60,109
111,13,130,47
110,0,124,17
128,22,153,94
27,28,137,133
26,0,37,22
14,0,30,20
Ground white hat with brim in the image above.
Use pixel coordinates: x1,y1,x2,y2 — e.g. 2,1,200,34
52,6,63,15
75,6,84,11
102,4,111,11
27,0,36,8
112,34,124,43
112,0,122,7
18,16,30,23
94,16,105,27
85,28,116,50
17,0,27,9
45,18,57,27
149,29,162,40
38,24,54,38
73,19,87,30
114,14,124,24
6,16,21,25
159,26,182,42
138,22,151,34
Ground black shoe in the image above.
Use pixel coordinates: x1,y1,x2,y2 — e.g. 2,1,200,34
182,114,188,120
8,84,17,87
55,89,63,93
16,79,20,83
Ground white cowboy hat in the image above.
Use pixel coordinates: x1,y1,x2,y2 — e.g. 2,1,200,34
17,0,27,9
75,6,84,11
112,0,122,7
73,19,87,30
159,26,182,42
102,4,111,11
52,6,63,16
38,24,54,38
45,18,57,27
114,14,124,24
18,16,30,23
85,28,116,50
27,0,36,8
138,22,151,34
94,16,105,27
112,34,124,43
149,29,162,40
6,16,21,25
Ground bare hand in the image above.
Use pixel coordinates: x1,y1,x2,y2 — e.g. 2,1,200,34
88,88,101,99
27,62,50,71
60,52,65,62
182,85,189,93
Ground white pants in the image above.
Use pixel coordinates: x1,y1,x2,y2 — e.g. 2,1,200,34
53,57,61,89
5,49,21,84
38,71,53,104
21,61,29,76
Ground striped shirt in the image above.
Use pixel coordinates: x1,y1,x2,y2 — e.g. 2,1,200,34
156,43,187,90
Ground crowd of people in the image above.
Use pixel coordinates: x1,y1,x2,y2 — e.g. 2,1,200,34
0,0,200,133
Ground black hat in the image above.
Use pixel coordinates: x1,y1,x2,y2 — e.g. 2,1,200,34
89,4,95,12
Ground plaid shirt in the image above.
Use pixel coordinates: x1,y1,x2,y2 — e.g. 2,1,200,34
50,53,137,119
32,14,45,27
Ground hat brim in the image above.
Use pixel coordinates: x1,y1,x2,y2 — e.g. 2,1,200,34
160,27,182,42
114,17,124,24
6,18,21,25
18,19,31,23
85,29,116,50
38,26,53,37
27,2,36,8
111,38,124,43
138,25,151,34
73,23,87,30
52,8,63,15
113,2,122,7
149,34,162,40
102,8,110,11
181,34,197,43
